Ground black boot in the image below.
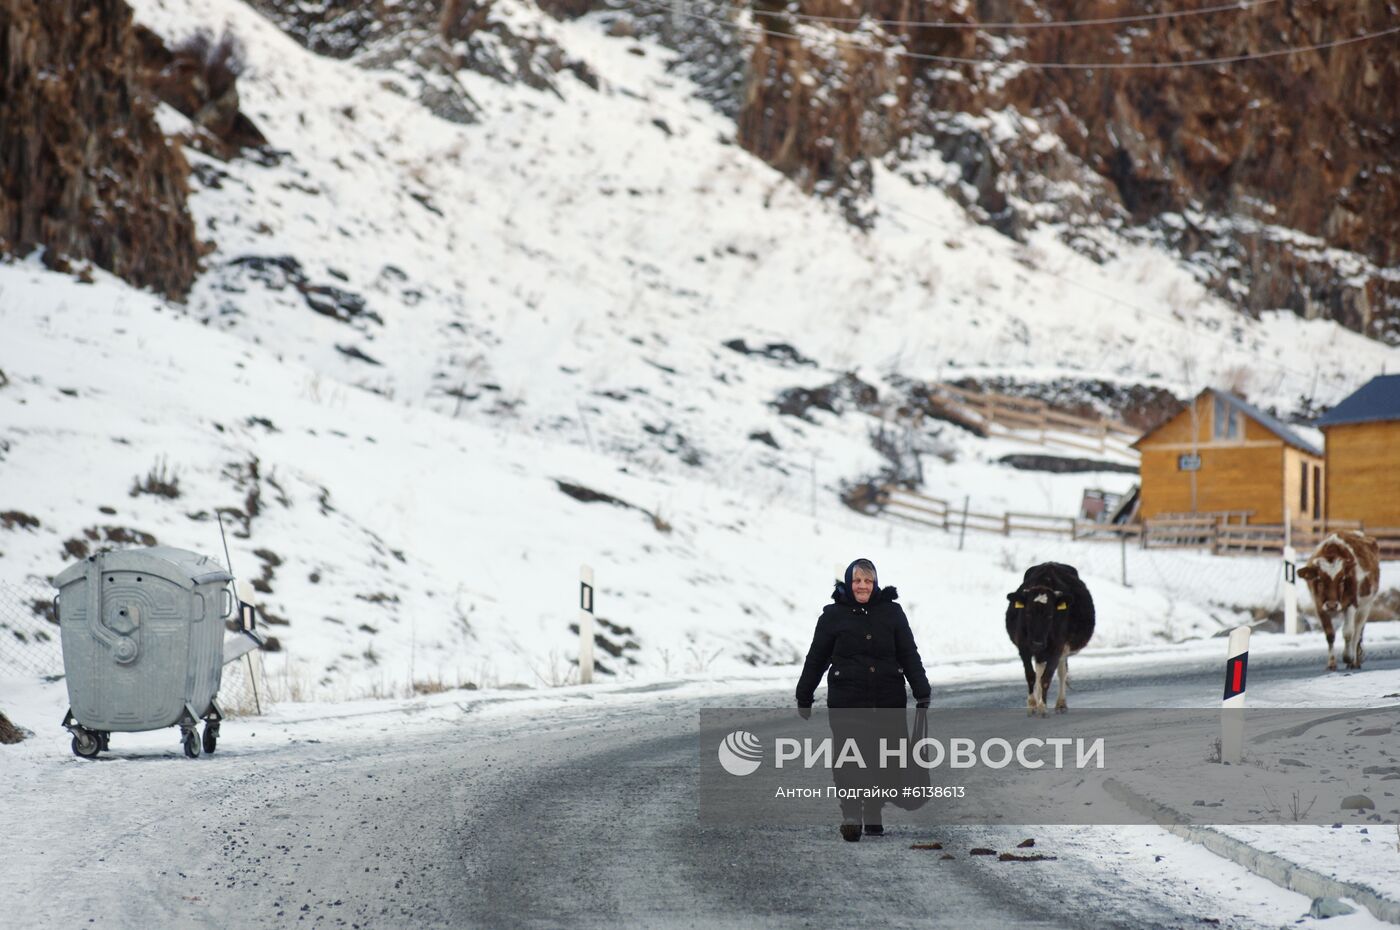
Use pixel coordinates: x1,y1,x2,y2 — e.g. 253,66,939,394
863,800,884,836
839,823,862,842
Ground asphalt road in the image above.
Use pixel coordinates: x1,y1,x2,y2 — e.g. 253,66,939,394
10,643,1400,929
935,640,1400,710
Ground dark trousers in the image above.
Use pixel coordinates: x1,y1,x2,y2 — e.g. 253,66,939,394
828,708,907,823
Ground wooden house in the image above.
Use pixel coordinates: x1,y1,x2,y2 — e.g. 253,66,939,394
1133,388,1324,523
1315,374,1400,528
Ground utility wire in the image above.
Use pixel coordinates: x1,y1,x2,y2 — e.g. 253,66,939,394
737,0,1283,31
639,1,1400,71
627,0,1388,394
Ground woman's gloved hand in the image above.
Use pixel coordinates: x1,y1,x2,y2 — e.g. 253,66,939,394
916,698,930,709
798,705,812,720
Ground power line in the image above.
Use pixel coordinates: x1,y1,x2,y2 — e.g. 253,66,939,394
737,0,1283,32
639,1,1400,71
624,1,1393,395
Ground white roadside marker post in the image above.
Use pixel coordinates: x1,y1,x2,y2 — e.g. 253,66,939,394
1221,625,1250,764
235,579,263,714
1283,510,1299,635
1283,545,1300,635
579,565,595,685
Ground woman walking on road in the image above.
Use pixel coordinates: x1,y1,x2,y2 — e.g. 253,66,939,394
795,558,931,841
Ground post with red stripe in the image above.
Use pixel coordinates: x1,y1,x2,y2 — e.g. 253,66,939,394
1221,626,1249,764
579,565,595,685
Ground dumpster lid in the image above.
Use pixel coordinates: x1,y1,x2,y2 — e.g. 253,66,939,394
52,546,234,591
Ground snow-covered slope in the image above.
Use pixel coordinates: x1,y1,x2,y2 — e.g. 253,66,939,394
2,0,1398,699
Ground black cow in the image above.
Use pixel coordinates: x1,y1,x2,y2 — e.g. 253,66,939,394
1005,562,1095,716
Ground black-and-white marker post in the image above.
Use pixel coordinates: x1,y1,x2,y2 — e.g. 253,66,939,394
1282,509,1299,635
1283,544,1299,635
1221,626,1249,764
579,565,595,685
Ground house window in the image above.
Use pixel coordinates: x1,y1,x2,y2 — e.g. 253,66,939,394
1300,462,1308,516
1213,396,1240,441
1313,465,1322,520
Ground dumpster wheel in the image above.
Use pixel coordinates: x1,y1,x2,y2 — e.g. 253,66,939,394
182,727,202,759
202,723,218,755
71,729,100,759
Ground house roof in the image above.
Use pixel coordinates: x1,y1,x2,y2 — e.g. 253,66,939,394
1134,388,1323,457
1314,374,1400,428
1218,390,1323,457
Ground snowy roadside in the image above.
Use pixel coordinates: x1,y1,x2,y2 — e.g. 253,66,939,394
0,667,787,767
1097,667,1400,922
1213,666,1400,913
957,824,1400,929
1215,823,1400,919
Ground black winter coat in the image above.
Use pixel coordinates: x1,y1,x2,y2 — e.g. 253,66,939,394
795,586,931,709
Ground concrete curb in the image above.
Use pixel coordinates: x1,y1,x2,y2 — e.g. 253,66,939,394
1103,778,1400,925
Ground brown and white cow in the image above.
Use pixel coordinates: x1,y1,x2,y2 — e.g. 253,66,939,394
1297,531,1381,671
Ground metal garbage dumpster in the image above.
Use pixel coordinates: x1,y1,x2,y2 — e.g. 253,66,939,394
53,546,234,759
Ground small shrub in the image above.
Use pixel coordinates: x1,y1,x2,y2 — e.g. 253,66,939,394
130,459,181,499
0,511,40,531
649,507,672,534
174,28,246,100
28,598,57,625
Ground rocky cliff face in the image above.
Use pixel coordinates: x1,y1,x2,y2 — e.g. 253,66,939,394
0,0,199,297
729,0,1400,343
241,0,601,124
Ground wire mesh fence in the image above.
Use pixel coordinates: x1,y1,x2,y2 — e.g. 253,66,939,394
0,579,64,680
220,648,272,717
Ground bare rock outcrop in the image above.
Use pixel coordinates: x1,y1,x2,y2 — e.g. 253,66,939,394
136,25,269,158
728,0,1400,342
0,0,199,296
242,0,600,123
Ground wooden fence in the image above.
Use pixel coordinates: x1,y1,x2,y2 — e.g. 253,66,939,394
877,486,1141,542
923,383,1141,460
877,486,1400,559
1214,522,1400,559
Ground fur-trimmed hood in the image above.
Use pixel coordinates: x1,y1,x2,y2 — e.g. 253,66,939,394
831,583,899,607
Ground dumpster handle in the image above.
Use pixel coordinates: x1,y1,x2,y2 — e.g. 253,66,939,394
85,559,136,663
